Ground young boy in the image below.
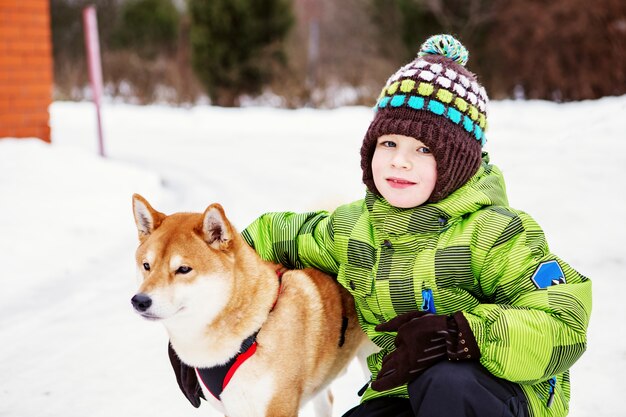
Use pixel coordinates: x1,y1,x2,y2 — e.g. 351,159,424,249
174,35,592,416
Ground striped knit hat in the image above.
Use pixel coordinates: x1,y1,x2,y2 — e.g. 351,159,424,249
361,34,489,203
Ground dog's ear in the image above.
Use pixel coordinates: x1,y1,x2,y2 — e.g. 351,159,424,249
132,194,164,241
202,203,234,250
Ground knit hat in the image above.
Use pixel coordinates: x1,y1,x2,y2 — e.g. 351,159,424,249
361,34,489,203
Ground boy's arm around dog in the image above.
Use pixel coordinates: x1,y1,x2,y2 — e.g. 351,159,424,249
241,201,593,384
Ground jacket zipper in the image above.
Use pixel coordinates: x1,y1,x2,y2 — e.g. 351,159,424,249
421,289,436,313
546,376,557,408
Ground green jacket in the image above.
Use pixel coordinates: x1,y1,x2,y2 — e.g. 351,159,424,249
242,159,591,417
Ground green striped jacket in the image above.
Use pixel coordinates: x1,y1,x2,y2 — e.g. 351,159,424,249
242,159,591,417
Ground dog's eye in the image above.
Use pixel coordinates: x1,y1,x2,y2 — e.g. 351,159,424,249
176,266,192,274
143,263,150,271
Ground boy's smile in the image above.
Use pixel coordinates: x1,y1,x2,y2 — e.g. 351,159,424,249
371,134,437,208
386,177,417,189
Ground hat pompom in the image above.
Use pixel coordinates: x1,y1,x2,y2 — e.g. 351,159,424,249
418,34,468,67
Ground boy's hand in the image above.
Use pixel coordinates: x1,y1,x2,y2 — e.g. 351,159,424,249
168,343,205,407
371,311,479,392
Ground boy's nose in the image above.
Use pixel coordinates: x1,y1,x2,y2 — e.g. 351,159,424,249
392,155,411,169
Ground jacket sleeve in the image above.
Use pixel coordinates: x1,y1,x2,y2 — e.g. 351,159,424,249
464,210,592,385
241,210,339,274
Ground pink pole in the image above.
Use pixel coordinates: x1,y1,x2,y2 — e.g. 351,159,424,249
82,5,105,157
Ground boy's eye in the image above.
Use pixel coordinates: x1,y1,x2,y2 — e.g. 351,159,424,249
417,146,431,154
380,140,396,147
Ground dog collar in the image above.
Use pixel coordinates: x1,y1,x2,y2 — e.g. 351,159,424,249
196,331,259,400
195,268,284,401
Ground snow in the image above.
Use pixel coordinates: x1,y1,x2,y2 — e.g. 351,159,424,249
1,96,625,417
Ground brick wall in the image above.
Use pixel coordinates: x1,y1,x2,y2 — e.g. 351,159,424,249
0,0,53,142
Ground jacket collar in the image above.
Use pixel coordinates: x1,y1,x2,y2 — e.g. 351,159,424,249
365,155,508,236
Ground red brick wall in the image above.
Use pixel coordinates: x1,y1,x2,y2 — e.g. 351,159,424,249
0,0,53,142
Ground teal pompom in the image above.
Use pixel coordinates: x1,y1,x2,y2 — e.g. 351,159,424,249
418,34,469,67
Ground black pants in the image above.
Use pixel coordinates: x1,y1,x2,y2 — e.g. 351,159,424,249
342,361,529,417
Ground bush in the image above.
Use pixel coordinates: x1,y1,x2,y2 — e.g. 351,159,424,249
112,0,180,59
370,0,626,101
486,0,626,101
188,0,294,106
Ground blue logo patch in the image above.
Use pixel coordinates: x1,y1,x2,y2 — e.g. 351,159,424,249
531,260,566,289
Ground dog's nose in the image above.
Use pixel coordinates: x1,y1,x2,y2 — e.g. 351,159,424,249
131,293,152,312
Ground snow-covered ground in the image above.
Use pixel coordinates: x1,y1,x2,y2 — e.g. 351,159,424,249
1,96,625,417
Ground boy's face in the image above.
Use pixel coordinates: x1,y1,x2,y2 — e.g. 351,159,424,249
371,134,437,208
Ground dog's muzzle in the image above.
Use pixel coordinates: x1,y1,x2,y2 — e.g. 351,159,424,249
131,293,153,312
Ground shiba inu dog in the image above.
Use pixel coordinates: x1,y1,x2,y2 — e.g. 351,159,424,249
130,194,368,417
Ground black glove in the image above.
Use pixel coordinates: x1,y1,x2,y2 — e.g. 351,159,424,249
371,311,479,392
168,342,205,407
